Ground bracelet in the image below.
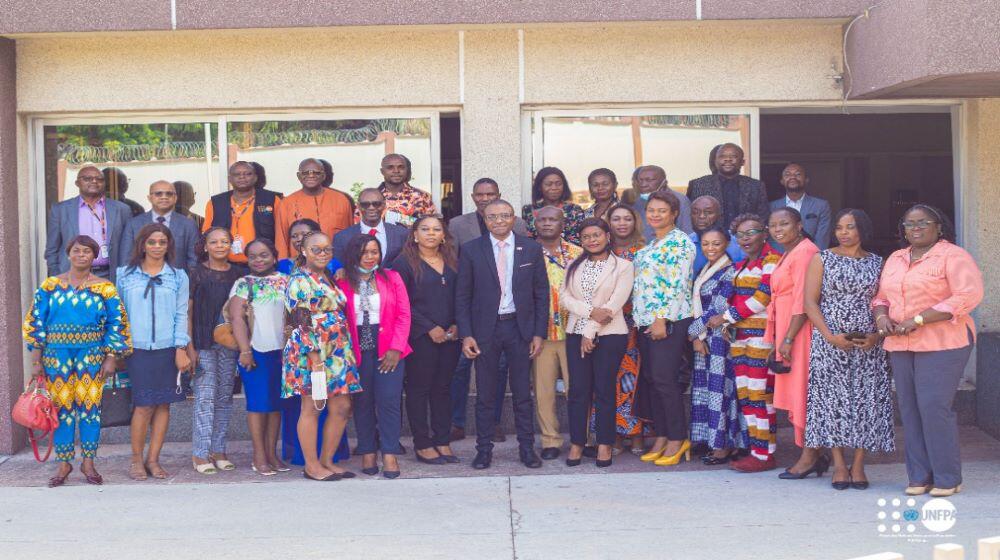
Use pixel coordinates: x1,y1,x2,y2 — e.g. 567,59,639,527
240,350,253,355
783,337,794,344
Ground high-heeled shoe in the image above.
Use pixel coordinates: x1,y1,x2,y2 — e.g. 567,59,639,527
565,457,582,467
831,476,851,490
654,440,691,467
595,458,613,468
640,448,666,462
778,454,830,479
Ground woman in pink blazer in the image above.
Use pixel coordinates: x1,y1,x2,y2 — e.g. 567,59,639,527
560,218,635,468
337,234,412,479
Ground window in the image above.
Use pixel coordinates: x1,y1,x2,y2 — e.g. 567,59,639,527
529,109,756,205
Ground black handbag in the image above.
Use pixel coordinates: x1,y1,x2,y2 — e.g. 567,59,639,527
100,373,133,428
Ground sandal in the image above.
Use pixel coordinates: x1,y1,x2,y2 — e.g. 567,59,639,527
128,462,148,481
210,454,236,471
81,468,104,485
146,462,170,479
192,459,218,475
48,464,73,488
251,463,277,476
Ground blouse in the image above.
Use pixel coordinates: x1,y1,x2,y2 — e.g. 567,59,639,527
23,277,132,357
229,272,288,353
569,259,606,335
632,228,696,327
116,264,190,350
189,263,247,350
391,255,457,342
873,240,984,352
521,201,586,245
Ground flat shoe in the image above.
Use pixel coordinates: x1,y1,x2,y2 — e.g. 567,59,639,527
383,470,401,479
339,471,356,479
303,471,340,481
251,464,277,476
48,464,73,488
210,455,236,471
361,466,379,476
416,453,448,465
192,460,217,475
929,484,962,497
439,454,460,464
272,464,292,473
851,479,870,490
82,470,104,485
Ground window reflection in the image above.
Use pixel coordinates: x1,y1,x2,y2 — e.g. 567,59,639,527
537,114,751,203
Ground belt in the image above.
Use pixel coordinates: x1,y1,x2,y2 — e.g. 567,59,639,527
497,312,517,321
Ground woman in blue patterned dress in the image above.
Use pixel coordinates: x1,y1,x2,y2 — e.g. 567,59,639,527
283,231,362,481
688,226,748,464
23,235,132,487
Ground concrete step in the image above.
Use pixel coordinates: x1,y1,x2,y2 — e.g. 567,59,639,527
97,387,979,444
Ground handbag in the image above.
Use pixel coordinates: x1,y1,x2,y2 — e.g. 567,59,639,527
100,373,133,428
213,280,255,351
11,376,60,462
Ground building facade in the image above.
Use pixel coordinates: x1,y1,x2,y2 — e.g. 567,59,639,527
1,0,999,452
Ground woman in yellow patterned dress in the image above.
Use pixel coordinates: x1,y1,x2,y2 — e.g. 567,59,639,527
283,231,362,481
23,235,132,487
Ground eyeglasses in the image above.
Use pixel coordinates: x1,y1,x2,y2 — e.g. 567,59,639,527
902,220,937,230
298,170,325,177
151,191,176,198
308,246,334,255
79,176,104,183
358,201,384,209
734,228,765,239
485,213,514,222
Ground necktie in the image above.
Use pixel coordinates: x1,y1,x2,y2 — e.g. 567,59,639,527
496,240,507,295
368,228,378,236
156,216,166,224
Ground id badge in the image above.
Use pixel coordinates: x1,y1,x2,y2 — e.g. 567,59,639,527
231,235,244,255
100,245,110,259
311,370,328,401
384,210,403,225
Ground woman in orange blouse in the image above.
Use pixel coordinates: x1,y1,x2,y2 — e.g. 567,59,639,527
765,208,827,480
873,204,983,497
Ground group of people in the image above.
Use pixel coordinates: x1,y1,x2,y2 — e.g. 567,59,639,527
28,144,982,499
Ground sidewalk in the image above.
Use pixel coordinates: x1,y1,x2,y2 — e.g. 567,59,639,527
0,426,998,559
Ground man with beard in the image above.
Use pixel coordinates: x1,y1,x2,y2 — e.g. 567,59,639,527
630,165,693,239
375,153,436,227
688,143,768,233
768,163,832,249
689,195,745,275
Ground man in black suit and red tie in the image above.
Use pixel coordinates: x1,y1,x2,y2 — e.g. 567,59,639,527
456,199,549,470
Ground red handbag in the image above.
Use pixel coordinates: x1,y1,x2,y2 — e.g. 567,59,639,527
11,376,60,462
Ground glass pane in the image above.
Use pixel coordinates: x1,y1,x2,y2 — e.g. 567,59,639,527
538,113,751,203
45,122,220,223
226,119,434,202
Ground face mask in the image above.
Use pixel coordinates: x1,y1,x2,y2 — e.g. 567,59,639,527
640,192,651,201
357,264,379,275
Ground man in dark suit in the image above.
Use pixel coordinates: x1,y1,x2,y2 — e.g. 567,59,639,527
456,199,549,470
45,165,132,281
688,143,769,231
333,188,408,267
448,178,530,246
769,163,832,250
120,180,200,270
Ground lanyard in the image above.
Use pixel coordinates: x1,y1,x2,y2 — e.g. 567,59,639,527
544,243,571,269
83,200,107,243
231,196,255,236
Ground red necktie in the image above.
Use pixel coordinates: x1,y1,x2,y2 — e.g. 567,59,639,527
368,228,378,236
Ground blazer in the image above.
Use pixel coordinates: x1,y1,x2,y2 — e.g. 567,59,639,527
455,233,549,344
337,271,413,364
687,174,769,227
561,253,635,338
45,196,132,281
769,195,832,250
448,211,529,248
631,190,694,240
119,211,200,271
333,222,409,268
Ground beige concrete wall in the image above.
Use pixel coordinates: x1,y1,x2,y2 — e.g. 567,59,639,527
524,21,844,104
16,29,462,112
960,98,1000,330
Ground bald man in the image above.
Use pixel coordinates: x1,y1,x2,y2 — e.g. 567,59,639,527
45,165,133,280
119,180,199,270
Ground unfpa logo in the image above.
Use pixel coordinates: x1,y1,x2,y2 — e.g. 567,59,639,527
878,497,956,536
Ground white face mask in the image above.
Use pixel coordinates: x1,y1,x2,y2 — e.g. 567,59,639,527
640,192,651,201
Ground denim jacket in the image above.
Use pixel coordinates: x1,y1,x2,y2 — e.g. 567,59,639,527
116,264,190,350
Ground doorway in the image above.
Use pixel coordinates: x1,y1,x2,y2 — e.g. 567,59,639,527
759,111,954,256
439,113,463,221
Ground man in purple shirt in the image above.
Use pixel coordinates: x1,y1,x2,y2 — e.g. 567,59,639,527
45,166,132,280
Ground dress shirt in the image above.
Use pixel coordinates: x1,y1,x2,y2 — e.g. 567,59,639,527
78,197,109,266
491,233,516,314
362,220,388,260
784,195,804,213
152,210,172,227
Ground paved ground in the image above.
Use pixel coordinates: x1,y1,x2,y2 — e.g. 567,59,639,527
0,426,998,560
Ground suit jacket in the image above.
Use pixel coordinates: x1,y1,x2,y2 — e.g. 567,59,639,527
631,190,694,240
560,253,635,338
456,233,549,344
687,174,769,228
45,196,132,280
119,211,200,271
332,222,409,268
769,195,832,250
448,211,529,248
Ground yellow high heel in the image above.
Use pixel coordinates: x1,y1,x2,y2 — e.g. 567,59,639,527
654,440,692,467
640,448,666,462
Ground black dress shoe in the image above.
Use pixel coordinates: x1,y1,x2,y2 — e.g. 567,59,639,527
472,451,492,470
382,470,400,479
520,449,542,469
416,453,448,465
832,478,851,490
339,471,356,479
778,455,831,480
540,447,560,460
851,479,870,490
361,466,379,476
439,454,460,464
565,457,582,467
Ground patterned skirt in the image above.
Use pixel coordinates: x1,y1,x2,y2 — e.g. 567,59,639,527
282,311,362,398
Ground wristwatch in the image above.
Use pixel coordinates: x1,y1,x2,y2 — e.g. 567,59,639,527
913,314,925,326
783,337,794,345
